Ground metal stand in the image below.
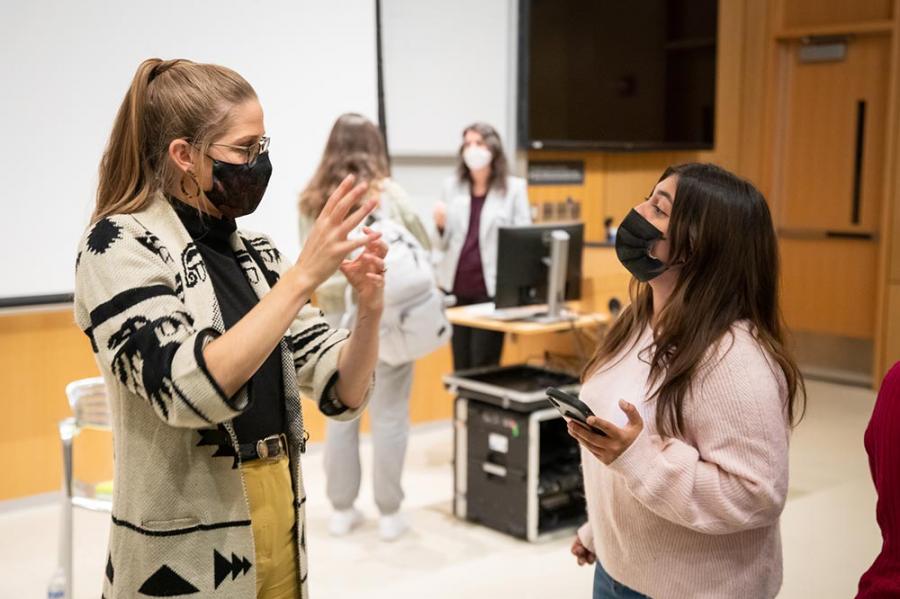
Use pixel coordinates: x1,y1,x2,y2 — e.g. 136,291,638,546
59,419,75,599
533,230,572,324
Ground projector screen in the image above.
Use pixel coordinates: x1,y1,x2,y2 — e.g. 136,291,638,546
381,0,514,157
0,0,378,305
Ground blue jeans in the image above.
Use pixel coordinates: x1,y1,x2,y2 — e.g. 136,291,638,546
593,561,650,599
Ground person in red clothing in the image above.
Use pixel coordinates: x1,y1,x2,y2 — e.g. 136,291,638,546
858,362,900,597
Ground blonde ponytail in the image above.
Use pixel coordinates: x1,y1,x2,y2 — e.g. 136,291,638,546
92,58,257,223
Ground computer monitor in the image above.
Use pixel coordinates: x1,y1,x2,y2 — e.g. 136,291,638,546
495,223,584,309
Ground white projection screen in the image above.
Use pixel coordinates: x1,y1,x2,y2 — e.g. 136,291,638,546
0,0,378,305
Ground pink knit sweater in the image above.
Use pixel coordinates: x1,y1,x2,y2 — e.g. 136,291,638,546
577,322,790,599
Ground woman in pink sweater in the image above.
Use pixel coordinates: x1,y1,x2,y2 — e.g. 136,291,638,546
568,163,805,599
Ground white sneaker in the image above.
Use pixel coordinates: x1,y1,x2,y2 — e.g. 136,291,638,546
378,512,409,542
329,508,363,537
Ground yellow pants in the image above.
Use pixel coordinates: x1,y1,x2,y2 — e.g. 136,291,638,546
242,456,301,599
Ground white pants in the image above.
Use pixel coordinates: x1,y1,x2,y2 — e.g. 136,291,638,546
324,360,414,515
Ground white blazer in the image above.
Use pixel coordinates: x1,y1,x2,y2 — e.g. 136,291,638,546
434,175,532,297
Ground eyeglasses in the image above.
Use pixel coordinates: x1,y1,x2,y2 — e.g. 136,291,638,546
206,136,270,167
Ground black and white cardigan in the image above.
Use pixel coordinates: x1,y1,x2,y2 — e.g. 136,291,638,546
74,193,371,598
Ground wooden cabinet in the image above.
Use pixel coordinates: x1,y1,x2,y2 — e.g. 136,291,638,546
891,164,900,284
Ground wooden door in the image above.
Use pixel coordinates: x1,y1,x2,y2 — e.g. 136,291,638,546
771,35,891,342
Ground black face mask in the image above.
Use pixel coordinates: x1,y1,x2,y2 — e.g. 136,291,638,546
615,208,668,282
205,152,272,219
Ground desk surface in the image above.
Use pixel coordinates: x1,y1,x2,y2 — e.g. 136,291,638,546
446,302,609,335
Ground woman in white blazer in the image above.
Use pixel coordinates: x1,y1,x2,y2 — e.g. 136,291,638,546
433,122,532,370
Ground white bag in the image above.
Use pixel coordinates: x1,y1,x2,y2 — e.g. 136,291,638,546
343,216,451,365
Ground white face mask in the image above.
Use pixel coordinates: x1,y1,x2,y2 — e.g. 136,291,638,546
463,145,492,171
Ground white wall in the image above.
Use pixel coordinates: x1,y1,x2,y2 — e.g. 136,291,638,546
0,0,377,300
381,0,521,230
390,157,458,233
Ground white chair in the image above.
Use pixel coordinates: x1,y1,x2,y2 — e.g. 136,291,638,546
58,377,112,599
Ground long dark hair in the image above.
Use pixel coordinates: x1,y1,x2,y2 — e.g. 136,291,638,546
456,122,509,194
583,163,805,438
300,113,390,218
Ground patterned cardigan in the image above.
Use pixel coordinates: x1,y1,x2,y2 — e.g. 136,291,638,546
74,194,371,598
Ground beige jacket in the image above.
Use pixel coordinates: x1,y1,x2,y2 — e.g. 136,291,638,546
74,194,370,598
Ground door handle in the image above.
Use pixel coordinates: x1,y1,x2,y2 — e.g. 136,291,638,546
826,230,873,240
778,228,876,241
852,100,866,225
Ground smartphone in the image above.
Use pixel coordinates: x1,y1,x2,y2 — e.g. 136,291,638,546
546,387,607,436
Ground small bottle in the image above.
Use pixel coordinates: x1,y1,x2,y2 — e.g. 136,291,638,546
556,201,567,220
542,202,555,222
604,217,617,244
47,567,66,599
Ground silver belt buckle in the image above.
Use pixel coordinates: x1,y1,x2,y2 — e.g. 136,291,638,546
256,434,285,461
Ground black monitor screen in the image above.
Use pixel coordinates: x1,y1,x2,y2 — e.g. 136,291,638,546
495,223,584,309
520,0,718,151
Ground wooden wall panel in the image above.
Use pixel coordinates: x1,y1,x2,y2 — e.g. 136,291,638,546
408,345,454,423
781,0,893,29
779,238,879,338
602,153,695,226
701,0,746,172
580,247,632,313
892,170,900,282
874,0,900,381
884,137,900,283
305,344,455,443
527,152,606,243
884,283,900,370
0,309,458,500
0,310,100,500
0,242,631,502
738,0,773,185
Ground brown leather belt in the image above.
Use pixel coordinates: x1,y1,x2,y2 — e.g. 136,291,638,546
239,433,288,462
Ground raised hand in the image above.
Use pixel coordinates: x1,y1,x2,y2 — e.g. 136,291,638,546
433,200,447,232
293,175,381,293
340,226,389,315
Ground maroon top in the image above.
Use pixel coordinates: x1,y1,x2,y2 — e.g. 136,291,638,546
452,194,488,301
858,361,900,597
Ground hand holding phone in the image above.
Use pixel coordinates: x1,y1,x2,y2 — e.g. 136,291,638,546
546,387,607,436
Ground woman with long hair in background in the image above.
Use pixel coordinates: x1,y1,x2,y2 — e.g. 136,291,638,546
300,113,432,541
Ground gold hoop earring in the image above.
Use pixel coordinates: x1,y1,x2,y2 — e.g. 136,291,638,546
180,170,202,200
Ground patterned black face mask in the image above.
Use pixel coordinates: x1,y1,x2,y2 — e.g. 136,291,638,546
205,152,272,220
615,208,668,282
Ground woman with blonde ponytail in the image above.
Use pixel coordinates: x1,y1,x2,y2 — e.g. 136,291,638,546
75,58,387,598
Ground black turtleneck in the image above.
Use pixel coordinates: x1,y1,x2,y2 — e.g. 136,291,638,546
173,200,285,444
